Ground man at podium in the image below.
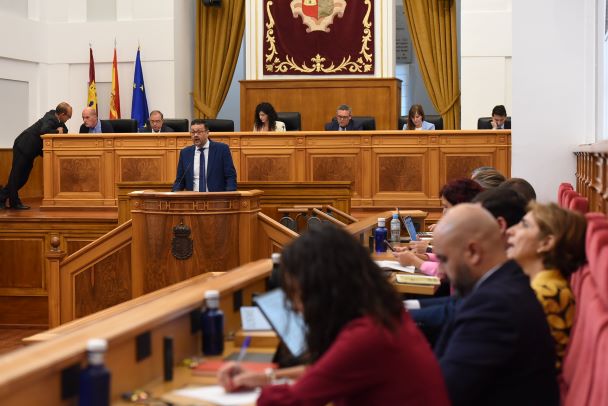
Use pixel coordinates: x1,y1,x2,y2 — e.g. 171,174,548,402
172,119,237,192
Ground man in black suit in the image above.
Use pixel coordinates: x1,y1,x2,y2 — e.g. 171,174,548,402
139,110,174,133
79,107,114,133
324,104,362,131
479,104,511,129
433,204,559,406
0,102,72,209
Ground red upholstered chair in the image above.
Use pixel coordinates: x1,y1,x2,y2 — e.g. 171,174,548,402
558,182,574,205
569,196,589,214
562,190,579,209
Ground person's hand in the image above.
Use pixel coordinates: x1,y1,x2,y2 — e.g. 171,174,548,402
491,119,498,129
218,362,269,392
57,127,64,134
408,240,429,255
428,223,437,232
393,245,409,253
393,249,422,267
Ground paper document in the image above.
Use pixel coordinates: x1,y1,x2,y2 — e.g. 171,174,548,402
395,273,441,285
240,306,272,331
165,385,260,405
375,260,415,273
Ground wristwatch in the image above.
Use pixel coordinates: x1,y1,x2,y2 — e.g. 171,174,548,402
264,367,276,384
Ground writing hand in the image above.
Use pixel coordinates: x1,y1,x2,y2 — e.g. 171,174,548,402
218,362,270,392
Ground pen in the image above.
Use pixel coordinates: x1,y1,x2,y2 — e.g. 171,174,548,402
235,335,252,365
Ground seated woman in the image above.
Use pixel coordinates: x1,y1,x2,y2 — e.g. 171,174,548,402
394,178,483,275
403,104,435,130
253,102,286,132
506,202,586,371
218,224,450,406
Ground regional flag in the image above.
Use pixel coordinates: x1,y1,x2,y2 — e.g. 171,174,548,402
87,47,98,112
109,47,121,119
131,47,149,130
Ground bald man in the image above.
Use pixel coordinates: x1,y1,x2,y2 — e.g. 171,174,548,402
79,107,114,133
0,102,72,209
433,204,558,406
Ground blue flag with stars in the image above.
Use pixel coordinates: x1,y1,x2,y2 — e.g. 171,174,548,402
131,48,149,129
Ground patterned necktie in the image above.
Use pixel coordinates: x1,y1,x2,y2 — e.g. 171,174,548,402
198,147,206,192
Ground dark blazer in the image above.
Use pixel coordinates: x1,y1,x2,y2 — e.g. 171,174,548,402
478,119,511,130
79,120,115,134
139,124,175,133
435,260,559,406
14,110,67,158
172,140,237,192
324,119,362,131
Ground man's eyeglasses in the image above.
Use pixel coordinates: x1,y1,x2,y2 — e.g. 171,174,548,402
336,115,351,120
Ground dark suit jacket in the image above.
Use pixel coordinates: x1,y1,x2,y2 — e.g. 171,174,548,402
479,119,511,130
14,110,67,158
139,124,175,133
172,140,237,192
79,120,115,134
435,260,559,406
324,119,362,131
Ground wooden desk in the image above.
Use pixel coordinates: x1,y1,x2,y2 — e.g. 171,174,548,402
373,251,439,296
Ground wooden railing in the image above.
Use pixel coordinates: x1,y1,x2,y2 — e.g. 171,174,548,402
575,141,608,214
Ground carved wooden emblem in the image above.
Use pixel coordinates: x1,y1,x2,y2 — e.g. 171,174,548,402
290,0,347,33
171,220,193,260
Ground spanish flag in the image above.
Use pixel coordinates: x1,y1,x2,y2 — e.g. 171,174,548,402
87,47,98,112
109,47,121,119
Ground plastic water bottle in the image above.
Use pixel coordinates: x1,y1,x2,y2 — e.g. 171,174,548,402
390,213,401,243
201,290,224,356
374,218,388,253
79,338,111,406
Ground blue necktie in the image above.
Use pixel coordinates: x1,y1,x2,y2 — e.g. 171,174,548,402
198,147,206,192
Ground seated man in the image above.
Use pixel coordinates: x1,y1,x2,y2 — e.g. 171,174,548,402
479,105,510,129
324,104,362,131
433,204,558,406
140,110,174,133
79,107,114,133
172,119,237,192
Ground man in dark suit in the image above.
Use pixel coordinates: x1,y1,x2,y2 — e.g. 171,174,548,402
479,104,511,129
79,107,114,133
433,204,559,406
324,104,362,131
0,102,72,209
172,119,237,192
139,110,174,133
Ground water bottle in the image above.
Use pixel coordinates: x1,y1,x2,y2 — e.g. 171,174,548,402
390,213,401,243
201,290,224,356
269,252,281,290
79,338,111,406
374,218,388,253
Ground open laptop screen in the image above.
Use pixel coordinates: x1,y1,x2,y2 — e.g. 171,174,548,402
253,289,307,358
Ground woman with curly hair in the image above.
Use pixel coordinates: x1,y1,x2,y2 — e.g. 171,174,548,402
506,202,586,370
253,102,286,132
218,224,449,406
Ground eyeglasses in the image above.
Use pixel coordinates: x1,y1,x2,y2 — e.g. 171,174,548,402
191,130,208,135
336,115,351,120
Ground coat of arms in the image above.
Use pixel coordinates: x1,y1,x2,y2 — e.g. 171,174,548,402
290,0,347,33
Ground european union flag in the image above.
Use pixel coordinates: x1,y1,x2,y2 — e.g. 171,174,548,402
131,48,149,129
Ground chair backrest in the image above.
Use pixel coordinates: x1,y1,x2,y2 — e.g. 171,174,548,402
398,115,443,130
104,119,138,133
163,118,189,132
562,189,579,209
205,119,234,132
352,116,376,130
569,196,589,214
276,112,301,131
558,182,575,205
477,116,512,129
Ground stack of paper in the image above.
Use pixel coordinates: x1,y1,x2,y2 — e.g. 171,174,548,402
395,274,441,286
374,260,415,273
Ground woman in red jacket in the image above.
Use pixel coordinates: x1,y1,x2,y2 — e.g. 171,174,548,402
219,224,449,406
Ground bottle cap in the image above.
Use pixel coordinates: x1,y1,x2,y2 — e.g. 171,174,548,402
204,290,219,300
86,338,108,353
392,213,399,219
271,253,281,264
377,218,385,226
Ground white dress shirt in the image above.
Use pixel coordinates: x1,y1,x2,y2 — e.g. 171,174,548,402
193,140,210,192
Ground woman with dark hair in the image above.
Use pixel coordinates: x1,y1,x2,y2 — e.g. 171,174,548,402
403,104,435,130
218,224,449,406
506,202,586,370
253,102,286,132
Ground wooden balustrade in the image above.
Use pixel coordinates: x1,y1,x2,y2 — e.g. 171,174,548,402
575,141,608,214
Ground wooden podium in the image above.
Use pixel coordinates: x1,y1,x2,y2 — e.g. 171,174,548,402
129,190,263,295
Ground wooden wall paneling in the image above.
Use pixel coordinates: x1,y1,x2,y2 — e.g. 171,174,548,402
575,142,608,215
372,146,428,204
0,237,45,293
0,149,43,199
240,79,401,131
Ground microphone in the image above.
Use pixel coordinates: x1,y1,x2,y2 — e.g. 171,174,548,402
174,160,193,191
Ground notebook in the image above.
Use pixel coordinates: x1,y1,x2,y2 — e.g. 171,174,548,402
253,289,307,358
